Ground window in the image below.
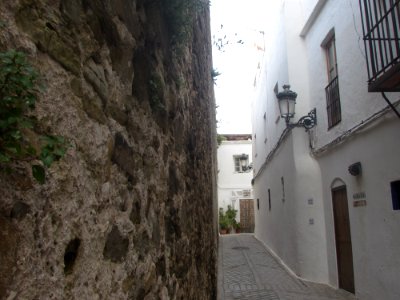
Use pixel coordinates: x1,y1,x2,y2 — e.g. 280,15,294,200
391,180,400,210
243,189,251,197
324,33,341,128
263,112,267,144
233,154,250,172
326,37,337,82
268,188,271,211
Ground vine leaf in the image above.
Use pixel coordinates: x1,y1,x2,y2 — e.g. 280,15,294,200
1,50,69,184
32,164,45,184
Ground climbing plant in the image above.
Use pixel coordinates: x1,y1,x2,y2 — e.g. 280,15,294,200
217,134,226,146
0,50,68,184
148,72,166,112
211,68,221,85
163,0,209,52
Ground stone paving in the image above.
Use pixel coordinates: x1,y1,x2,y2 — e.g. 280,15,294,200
218,235,357,300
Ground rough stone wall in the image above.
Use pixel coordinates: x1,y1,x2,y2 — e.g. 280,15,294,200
0,0,217,299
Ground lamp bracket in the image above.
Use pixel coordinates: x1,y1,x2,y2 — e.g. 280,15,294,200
287,108,317,131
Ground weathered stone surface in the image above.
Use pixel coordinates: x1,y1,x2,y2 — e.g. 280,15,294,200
10,201,31,219
103,226,129,263
0,0,217,299
0,217,19,298
64,238,81,275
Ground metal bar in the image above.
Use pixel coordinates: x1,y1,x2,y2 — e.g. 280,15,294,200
359,0,372,80
359,0,400,84
381,92,400,118
334,77,341,124
388,1,399,64
390,0,400,57
325,83,331,128
367,38,399,41
372,0,386,74
366,0,379,77
381,1,400,72
380,0,392,66
325,76,341,128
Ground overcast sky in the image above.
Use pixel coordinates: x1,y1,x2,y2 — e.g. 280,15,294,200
210,0,272,134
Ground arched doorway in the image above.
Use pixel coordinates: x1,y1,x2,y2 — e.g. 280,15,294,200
331,182,355,294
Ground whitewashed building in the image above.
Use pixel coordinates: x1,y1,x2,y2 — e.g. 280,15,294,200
252,0,400,299
217,134,254,232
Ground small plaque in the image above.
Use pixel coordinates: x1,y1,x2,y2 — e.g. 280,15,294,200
308,198,313,205
353,192,366,200
309,218,314,225
353,200,367,207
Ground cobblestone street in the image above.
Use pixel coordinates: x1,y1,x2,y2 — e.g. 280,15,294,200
218,235,356,300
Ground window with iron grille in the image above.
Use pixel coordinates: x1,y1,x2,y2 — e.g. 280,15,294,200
324,35,341,128
359,0,400,91
233,155,249,172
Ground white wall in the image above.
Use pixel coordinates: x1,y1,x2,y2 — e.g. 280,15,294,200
252,0,329,283
252,0,287,174
303,0,397,148
317,118,400,300
252,0,400,298
303,2,400,297
217,140,253,220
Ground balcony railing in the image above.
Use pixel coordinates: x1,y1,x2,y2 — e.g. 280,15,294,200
325,76,341,128
359,0,400,92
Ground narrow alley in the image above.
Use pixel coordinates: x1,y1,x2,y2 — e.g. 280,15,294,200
218,235,356,300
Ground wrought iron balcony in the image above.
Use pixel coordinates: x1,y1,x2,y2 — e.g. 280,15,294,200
326,76,341,128
359,0,400,92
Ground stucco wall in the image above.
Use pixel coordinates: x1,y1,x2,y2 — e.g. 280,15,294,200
217,140,253,219
252,1,287,174
303,0,397,148
317,118,400,300
253,0,400,299
254,130,328,282
252,0,329,283
303,2,400,297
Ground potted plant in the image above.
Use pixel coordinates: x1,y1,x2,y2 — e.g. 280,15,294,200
234,222,241,234
219,217,229,234
219,206,238,234
219,208,230,234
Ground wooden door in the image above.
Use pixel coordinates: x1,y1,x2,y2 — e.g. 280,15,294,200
240,199,254,233
332,186,355,294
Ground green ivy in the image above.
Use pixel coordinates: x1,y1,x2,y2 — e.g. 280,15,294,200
163,0,208,52
217,134,226,146
211,68,221,85
148,72,166,112
0,50,38,162
0,50,68,184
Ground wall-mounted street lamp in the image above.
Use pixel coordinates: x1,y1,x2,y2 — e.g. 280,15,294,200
348,162,362,176
276,85,317,131
238,153,252,172
239,153,248,170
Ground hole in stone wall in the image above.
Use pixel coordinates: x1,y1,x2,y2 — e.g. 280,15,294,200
10,201,30,219
45,22,56,31
103,226,129,263
64,238,81,275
